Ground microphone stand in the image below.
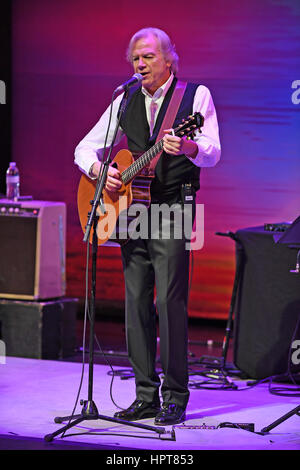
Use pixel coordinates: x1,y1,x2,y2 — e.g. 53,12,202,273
44,88,166,443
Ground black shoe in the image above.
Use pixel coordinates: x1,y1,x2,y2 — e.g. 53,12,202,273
114,399,160,421
154,403,186,426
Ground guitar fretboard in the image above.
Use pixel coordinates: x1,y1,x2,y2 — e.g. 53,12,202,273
119,112,203,185
121,139,164,185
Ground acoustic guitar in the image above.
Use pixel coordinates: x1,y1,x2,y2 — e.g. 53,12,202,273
77,112,204,246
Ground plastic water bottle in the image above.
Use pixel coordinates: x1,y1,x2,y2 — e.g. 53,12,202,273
6,162,20,200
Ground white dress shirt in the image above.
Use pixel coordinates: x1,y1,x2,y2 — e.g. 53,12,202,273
74,74,221,177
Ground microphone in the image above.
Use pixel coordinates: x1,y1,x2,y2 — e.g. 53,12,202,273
115,73,143,93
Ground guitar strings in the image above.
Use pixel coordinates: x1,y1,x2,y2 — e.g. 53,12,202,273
122,140,164,184
121,118,197,184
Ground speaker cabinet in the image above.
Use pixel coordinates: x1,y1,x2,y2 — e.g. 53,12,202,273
0,298,78,359
233,226,300,379
0,199,66,300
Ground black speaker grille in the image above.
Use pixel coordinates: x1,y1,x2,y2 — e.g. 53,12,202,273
0,215,37,295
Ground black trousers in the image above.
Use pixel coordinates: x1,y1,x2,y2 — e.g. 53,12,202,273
120,202,193,409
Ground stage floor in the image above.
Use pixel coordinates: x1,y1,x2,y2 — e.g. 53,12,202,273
0,355,299,452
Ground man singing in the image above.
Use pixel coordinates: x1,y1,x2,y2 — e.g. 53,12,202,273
75,27,220,425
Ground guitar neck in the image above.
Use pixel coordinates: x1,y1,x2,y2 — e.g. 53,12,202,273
120,112,204,185
121,139,164,184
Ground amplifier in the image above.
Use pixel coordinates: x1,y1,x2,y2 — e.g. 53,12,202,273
0,199,66,300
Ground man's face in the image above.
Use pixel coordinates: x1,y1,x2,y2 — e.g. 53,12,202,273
131,34,171,95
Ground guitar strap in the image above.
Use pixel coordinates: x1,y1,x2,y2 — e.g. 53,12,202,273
147,79,188,176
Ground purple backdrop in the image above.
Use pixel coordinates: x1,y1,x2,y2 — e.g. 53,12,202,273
11,0,300,318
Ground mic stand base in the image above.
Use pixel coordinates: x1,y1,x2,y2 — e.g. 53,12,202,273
44,400,166,442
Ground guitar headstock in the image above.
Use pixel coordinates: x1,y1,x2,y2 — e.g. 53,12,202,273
174,112,204,139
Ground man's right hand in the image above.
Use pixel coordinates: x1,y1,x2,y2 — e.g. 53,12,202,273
90,161,122,192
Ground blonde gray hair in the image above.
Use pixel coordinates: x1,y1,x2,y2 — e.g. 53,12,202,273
126,27,179,75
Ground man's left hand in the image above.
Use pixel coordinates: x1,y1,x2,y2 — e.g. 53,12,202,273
163,130,198,159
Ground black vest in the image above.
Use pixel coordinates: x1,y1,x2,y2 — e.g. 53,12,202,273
119,77,201,202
